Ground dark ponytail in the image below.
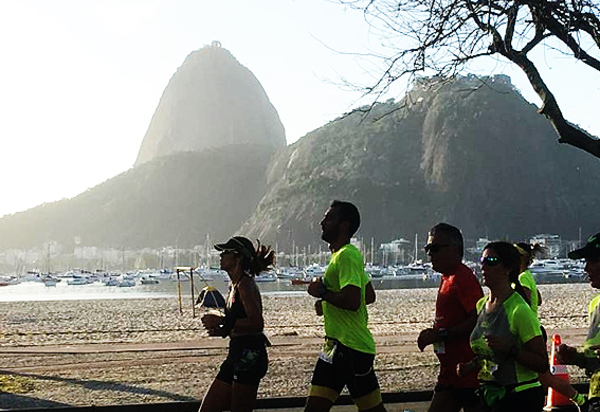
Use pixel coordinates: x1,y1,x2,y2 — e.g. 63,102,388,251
250,239,275,276
239,239,275,277
515,242,546,268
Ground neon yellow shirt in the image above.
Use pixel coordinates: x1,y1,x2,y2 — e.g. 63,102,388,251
322,243,375,354
518,269,539,315
470,292,542,391
583,294,600,356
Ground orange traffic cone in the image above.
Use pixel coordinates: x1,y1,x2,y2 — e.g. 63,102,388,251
544,334,580,411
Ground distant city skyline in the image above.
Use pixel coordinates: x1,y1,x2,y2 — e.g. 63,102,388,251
1,0,598,218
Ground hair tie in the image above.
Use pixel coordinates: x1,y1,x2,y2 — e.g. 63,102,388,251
513,244,527,256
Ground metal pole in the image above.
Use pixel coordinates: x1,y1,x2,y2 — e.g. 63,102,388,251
190,268,196,318
177,269,183,315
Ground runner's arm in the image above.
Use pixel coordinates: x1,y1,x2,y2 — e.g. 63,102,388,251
321,284,361,311
365,282,376,305
444,309,478,339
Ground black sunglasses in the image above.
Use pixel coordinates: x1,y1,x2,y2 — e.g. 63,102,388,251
424,243,450,254
480,256,501,267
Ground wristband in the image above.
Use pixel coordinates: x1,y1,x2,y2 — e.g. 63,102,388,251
570,391,586,405
438,328,448,340
317,283,328,298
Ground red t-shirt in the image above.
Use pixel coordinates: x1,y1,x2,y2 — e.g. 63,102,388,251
434,263,483,388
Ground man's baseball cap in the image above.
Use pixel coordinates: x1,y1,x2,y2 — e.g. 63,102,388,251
568,232,600,260
214,236,255,259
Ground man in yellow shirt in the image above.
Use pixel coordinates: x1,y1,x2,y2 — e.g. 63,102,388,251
305,200,385,412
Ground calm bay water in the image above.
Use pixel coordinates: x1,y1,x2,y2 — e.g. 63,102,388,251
0,273,582,303
0,275,443,302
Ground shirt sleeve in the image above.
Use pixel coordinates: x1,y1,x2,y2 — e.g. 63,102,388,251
518,271,536,292
510,303,542,345
456,270,483,313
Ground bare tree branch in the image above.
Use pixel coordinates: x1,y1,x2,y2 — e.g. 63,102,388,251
338,0,600,159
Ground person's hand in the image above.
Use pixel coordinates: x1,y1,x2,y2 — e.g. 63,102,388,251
457,360,478,378
307,277,326,298
485,334,511,353
456,362,470,378
201,313,223,330
315,299,323,316
417,328,437,352
207,326,223,336
557,343,579,365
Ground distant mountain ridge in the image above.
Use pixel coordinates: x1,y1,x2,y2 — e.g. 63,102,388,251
0,147,274,250
239,75,600,251
0,56,598,252
0,44,285,250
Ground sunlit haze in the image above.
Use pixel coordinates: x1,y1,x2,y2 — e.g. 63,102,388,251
1,0,599,218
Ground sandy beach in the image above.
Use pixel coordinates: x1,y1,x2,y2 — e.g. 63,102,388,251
0,283,594,409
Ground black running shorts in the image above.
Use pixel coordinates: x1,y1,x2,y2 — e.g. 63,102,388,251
308,340,382,411
215,334,268,386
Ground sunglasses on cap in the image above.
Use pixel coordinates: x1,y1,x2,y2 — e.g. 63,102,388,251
424,243,450,254
480,256,501,267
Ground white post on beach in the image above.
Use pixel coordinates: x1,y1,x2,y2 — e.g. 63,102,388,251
176,268,183,315
189,267,196,318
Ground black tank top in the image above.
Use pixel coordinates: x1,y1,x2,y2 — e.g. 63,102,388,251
221,284,247,336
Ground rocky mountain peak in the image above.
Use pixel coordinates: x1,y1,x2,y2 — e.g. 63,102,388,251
135,42,286,166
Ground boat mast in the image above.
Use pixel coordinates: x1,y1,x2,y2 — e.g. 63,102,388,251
414,233,418,264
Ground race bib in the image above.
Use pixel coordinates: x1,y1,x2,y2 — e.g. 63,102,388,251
318,339,338,364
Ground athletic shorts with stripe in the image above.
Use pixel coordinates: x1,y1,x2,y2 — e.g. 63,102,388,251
308,340,383,411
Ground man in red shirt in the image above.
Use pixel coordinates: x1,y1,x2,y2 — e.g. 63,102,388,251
417,223,483,412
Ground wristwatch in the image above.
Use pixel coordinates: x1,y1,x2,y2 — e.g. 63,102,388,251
316,282,328,298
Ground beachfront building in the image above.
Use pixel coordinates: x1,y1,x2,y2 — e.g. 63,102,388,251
530,234,562,258
380,238,412,266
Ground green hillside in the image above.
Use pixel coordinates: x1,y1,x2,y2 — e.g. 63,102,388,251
0,145,275,249
239,76,600,250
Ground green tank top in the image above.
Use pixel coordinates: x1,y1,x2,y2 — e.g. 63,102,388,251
470,292,542,391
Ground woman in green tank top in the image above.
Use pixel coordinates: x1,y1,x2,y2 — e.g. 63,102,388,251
457,242,549,411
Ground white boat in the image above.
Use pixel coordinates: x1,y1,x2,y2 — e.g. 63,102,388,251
116,274,137,287
67,276,92,286
275,267,303,280
117,279,136,287
565,267,586,279
194,268,227,281
0,276,19,286
366,264,383,278
529,259,567,275
303,264,326,278
103,277,117,287
42,276,60,287
255,271,277,283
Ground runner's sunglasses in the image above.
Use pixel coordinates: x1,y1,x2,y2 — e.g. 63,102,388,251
479,256,501,267
424,243,449,254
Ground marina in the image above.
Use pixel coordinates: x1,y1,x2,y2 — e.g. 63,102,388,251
0,258,587,303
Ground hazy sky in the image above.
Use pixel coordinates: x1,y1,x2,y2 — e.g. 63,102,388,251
1,0,599,218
